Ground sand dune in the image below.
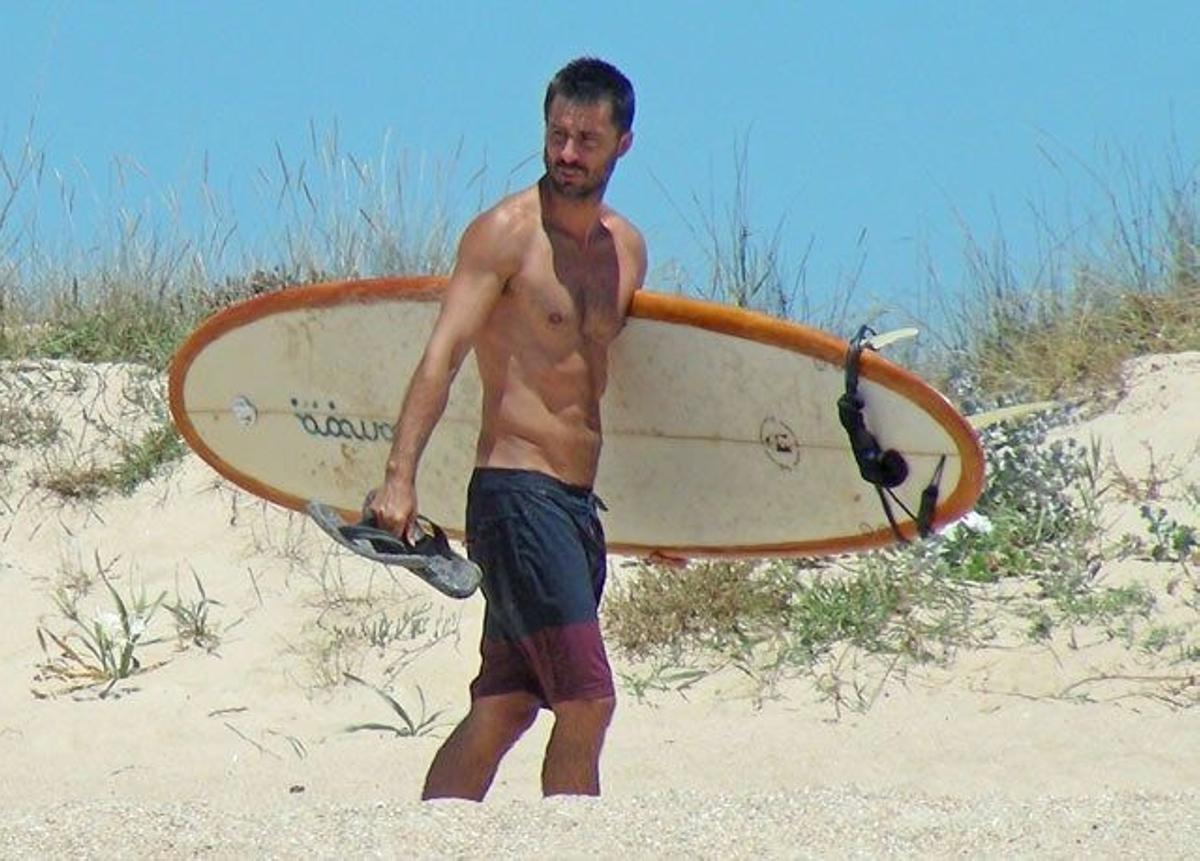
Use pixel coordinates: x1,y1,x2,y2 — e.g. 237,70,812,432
1,353,1197,856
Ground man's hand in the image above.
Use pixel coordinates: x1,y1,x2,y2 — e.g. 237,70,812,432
366,479,418,541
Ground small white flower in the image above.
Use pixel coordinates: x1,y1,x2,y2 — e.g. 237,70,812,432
128,614,148,639
94,610,123,639
938,511,994,539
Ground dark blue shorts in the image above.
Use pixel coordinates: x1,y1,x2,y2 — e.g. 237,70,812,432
465,467,613,706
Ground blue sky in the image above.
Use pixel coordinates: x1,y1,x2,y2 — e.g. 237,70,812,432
4,2,1197,327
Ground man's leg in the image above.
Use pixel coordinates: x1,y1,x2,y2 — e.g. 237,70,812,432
422,691,541,801
541,695,616,796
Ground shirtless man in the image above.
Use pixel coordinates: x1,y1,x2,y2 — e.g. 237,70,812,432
368,58,645,800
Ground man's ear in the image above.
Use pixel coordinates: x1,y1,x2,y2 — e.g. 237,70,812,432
616,130,634,159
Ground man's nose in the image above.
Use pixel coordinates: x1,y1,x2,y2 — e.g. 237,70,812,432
560,138,580,162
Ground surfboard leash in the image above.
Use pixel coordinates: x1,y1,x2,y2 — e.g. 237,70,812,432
838,325,945,544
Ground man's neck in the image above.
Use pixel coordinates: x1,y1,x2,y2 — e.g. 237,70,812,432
538,177,606,247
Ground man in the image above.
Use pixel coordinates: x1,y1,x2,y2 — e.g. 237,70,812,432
368,57,645,800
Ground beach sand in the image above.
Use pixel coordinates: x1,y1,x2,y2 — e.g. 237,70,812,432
1,353,1197,857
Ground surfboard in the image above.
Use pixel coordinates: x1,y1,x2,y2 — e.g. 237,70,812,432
168,276,985,557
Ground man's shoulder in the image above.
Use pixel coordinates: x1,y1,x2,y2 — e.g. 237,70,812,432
474,186,541,237
455,187,540,275
601,206,647,265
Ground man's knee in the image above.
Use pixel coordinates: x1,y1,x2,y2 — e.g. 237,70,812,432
551,695,616,732
470,693,540,741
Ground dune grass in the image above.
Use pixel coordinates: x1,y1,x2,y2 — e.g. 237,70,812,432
4,125,1198,705
1,121,459,373
937,161,1200,399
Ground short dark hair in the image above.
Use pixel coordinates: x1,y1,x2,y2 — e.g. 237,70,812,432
544,57,635,134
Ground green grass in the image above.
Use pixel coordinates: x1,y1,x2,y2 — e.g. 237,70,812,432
3,288,203,370
343,673,449,738
109,422,189,493
32,420,187,500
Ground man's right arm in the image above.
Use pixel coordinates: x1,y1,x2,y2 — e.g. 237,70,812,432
369,208,521,537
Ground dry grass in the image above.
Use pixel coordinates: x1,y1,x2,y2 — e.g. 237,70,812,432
957,280,1200,398
938,159,1200,400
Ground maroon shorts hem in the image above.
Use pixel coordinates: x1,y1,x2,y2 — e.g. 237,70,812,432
469,619,614,707
469,679,616,707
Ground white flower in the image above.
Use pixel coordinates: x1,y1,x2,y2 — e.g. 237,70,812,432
127,614,148,639
938,511,994,539
93,610,123,639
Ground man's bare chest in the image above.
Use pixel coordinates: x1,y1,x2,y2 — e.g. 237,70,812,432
507,274,621,347
513,237,625,345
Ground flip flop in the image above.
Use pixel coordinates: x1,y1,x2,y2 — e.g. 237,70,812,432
305,498,481,600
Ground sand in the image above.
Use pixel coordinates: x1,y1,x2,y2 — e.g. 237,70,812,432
0,353,1197,857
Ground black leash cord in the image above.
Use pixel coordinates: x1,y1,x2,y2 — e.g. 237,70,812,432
838,325,943,543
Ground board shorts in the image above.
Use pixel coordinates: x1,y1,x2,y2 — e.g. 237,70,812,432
464,467,614,707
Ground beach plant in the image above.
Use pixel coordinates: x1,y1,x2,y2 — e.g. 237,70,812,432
32,462,112,501
48,549,118,620
37,570,166,696
221,721,308,761
650,135,862,329
249,507,314,573
0,404,61,447
910,409,1103,590
357,603,460,655
1136,505,1199,563
295,629,358,690
13,286,207,370
317,600,460,682
1107,444,1182,503
166,569,238,653
617,651,712,705
294,577,461,690
32,419,186,500
1040,577,1155,632
1186,483,1200,511
342,673,448,738
607,554,975,702
604,559,792,658
1141,624,1190,656
108,420,188,493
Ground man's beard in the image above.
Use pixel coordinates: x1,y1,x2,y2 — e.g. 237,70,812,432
543,150,615,200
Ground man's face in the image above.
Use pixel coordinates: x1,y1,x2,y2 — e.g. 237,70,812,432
543,95,632,200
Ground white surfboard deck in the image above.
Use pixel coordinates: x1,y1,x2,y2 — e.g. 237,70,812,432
169,277,985,557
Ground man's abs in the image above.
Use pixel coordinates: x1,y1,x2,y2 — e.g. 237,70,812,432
473,366,604,487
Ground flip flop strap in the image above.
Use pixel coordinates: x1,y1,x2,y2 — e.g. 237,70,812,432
340,524,413,553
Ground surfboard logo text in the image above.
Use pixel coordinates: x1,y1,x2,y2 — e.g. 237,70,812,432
760,416,801,470
291,398,394,444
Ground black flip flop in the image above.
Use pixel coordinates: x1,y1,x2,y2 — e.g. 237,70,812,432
305,498,481,600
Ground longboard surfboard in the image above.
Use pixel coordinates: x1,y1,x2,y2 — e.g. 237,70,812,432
168,276,985,557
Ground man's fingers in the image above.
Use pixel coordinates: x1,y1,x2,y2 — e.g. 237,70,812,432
364,487,415,538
